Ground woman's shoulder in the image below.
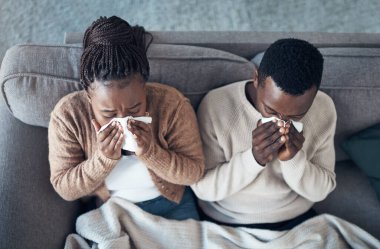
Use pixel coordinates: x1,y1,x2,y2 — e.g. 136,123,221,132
51,90,89,120
146,83,188,105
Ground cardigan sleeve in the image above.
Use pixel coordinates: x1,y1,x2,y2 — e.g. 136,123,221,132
139,99,205,185
48,112,118,201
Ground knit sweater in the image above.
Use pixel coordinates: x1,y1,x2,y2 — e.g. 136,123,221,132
49,83,204,204
191,80,337,224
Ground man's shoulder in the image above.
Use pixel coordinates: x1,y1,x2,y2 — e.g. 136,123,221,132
199,81,247,113
304,90,337,132
313,91,336,117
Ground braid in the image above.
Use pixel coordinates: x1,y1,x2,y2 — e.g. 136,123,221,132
80,16,153,90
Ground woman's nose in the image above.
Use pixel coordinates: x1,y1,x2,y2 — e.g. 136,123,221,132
116,111,128,118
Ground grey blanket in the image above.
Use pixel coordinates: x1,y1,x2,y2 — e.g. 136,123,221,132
65,197,380,249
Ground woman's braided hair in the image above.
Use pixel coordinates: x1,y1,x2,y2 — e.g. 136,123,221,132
80,16,153,90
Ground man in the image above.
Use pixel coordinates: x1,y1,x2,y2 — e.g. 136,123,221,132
191,38,337,230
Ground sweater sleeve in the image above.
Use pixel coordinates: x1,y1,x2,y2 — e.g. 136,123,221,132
139,99,205,185
191,98,265,202
48,113,118,201
279,107,337,202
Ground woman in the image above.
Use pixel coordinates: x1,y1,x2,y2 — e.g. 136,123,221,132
48,16,204,220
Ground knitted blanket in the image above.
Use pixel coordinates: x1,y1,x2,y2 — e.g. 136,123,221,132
65,197,380,249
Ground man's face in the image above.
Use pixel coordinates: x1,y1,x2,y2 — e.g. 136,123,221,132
254,75,317,122
88,75,147,127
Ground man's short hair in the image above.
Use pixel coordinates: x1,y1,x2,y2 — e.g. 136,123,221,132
258,38,324,95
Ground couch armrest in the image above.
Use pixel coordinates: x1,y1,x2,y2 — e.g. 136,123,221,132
0,98,81,249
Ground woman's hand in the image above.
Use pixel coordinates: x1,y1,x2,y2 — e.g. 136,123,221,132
92,119,124,160
127,119,153,156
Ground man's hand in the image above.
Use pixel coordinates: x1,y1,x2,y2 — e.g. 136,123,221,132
278,123,305,161
92,119,124,160
252,119,286,166
127,119,153,156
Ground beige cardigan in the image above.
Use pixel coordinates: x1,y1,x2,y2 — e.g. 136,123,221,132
49,83,205,203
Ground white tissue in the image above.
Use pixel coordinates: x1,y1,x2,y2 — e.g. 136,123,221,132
97,116,152,152
261,117,303,132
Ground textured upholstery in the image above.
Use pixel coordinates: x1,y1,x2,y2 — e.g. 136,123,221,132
314,160,380,239
0,97,81,249
1,44,254,127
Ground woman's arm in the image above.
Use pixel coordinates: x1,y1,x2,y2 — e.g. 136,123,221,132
48,114,118,201
138,100,205,185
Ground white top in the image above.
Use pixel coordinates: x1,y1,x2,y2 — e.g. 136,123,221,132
191,80,337,224
105,155,161,203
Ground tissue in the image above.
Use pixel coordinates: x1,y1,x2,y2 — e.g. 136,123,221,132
261,117,303,132
98,116,152,152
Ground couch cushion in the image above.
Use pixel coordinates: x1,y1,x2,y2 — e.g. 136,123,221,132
0,44,254,127
314,160,380,239
341,123,380,200
252,48,380,161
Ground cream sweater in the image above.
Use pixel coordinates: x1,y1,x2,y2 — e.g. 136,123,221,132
191,81,337,224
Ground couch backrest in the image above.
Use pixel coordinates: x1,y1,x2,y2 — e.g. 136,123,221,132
65,32,380,159
66,31,380,59
2,31,380,162
0,43,254,127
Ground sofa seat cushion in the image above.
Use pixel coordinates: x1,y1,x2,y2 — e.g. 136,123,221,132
314,160,380,239
0,44,254,127
252,48,380,161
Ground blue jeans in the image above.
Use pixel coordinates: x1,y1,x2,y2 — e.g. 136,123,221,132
135,187,200,221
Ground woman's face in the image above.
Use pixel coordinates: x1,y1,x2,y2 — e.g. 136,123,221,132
88,75,147,127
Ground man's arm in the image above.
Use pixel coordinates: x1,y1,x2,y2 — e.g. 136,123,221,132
279,105,337,202
191,97,265,202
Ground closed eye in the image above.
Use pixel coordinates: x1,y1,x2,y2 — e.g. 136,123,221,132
129,109,139,115
103,114,116,118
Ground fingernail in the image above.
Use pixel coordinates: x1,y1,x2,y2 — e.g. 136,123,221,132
279,128,284,133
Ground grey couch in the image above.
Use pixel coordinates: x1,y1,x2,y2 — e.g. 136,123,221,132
1,31,380,249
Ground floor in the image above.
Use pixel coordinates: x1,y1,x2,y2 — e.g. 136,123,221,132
1,0,380,60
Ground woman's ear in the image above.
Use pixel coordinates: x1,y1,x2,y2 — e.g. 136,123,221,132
86,92,92,104
253,68,259,88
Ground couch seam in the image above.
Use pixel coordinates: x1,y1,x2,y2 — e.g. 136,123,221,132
1,73,81,115
320,86,380,90
323,54,380,58
2,73,80,83
11,45,252,62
